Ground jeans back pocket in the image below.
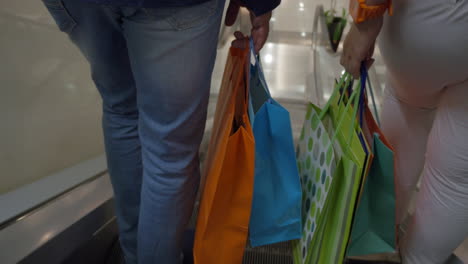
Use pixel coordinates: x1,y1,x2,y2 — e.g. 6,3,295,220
144,0,219,31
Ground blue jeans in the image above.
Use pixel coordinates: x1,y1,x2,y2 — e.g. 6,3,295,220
42,0,225,263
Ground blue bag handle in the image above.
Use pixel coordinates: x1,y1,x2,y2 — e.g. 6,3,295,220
357,63,381,127
358,63,368,127
366,71,381,126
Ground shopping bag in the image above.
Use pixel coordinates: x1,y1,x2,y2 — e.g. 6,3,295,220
314,155,359,264
293,74,368,264
247,40,302,247
318,81,370,264
194,45,255,264
347,69,397,257
292,103,338,263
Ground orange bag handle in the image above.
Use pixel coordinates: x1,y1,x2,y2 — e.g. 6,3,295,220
229,45,250,134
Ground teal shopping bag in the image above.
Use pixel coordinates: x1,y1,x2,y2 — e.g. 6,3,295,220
347,133,396,256
346,68,397,256
248,40,302,247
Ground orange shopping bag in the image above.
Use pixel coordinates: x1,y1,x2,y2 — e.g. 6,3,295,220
194,45,255,264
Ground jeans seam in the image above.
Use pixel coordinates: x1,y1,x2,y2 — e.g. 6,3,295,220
43,0,78,34
151,240,161,264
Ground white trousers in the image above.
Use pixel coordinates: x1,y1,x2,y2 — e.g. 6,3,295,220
378,0,468,263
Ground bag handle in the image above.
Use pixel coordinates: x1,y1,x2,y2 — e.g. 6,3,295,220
366,71,381,126
319,72,353,121
249,38,272,98
326,63,370,146
329,79,362,145
358,64,368,127
357,63,382,128
230,45,250,130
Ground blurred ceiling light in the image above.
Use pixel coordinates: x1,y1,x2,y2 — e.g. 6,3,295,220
264,54,273,64
267,43,274,48
301,32,306,37
299,7,305,11
299,2,304,8
271,17,276,22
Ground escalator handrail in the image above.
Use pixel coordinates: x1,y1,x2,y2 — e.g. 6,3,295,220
0,155,107,229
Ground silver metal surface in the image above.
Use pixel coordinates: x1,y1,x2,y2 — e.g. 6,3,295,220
0,173,113,264
0,155,107,227
0,1,104,195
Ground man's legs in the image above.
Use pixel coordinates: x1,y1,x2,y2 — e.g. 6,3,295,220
42,1,142,262
121,0,225,262
44,0,232,262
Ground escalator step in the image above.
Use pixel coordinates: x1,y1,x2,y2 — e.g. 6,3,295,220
243,242,293,264
106,238,125,264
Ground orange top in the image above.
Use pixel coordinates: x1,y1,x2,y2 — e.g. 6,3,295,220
350,0,393,23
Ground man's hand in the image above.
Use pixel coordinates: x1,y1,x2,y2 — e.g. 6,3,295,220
340,17,383,79
225,0,272,53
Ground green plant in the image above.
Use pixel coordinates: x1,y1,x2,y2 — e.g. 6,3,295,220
333,9,347,43
324,0,340,21
325,8,348,43
324,10,335,25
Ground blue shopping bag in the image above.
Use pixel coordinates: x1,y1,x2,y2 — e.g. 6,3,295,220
248,39,302,247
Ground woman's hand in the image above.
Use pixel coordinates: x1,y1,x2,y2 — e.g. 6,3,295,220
341,17,384,79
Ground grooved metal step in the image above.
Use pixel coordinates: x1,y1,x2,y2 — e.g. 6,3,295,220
243,242,293,264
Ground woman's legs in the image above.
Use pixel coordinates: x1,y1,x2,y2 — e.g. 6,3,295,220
401,81,468,264
378,0,468,261
380,87,436,226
